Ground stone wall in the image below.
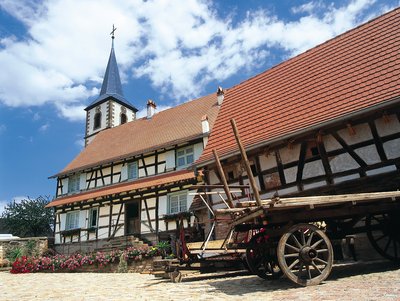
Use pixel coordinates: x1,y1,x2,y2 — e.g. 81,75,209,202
0,237,48,266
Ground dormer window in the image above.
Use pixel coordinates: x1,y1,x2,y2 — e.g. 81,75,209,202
68,174,80,193
177,146,194,167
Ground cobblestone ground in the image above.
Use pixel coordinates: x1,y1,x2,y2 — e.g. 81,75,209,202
0,260,399,301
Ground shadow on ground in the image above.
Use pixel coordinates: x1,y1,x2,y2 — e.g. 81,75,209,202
163,260,400,297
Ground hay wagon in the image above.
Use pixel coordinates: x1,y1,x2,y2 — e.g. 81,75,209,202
166,119,400,286
169,185,400,286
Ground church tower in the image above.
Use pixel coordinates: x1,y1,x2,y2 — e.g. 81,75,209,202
84,27,137,146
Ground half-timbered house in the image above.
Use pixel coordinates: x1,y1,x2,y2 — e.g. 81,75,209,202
47,38,220,254
195,8,400,240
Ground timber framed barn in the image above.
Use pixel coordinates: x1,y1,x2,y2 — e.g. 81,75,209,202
195,8,400,239
47,37,221,254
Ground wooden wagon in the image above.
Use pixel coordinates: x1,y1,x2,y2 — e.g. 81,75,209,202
169,186,400,286
166,119,400,286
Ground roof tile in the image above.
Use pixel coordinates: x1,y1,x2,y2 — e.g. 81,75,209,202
58,93,219,176
198,8,400,165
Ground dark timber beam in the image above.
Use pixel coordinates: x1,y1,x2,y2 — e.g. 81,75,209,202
230,119,262,207
212,149,234,208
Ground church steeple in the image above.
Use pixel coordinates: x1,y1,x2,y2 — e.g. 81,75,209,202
85,27,137,112
84,26,138,146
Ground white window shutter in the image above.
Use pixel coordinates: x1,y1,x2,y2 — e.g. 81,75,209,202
79,173,86,190
62,178,69,195
121,164,128,181
193,143,203,162
79,211,87,229
60,213,66,231
165,150,175,171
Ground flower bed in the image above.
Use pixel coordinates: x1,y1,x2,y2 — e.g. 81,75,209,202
10,245,162,274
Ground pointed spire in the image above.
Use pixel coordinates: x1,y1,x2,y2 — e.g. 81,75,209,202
85,27,137,112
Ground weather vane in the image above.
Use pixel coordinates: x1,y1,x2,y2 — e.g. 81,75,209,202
110,24,117,39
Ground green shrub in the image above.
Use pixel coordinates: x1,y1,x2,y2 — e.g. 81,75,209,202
6,246,24,262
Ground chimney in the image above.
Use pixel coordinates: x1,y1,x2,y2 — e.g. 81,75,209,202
201,115,209,134
217,86,224,106
147,99,156,119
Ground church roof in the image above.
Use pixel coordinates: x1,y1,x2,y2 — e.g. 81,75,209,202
56,93,220,177
86,42,137,112
197,8,400,166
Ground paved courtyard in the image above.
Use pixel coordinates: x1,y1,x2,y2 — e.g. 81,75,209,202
0,260,399,301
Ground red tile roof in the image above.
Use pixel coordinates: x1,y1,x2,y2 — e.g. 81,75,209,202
57,93,219,176
46,170,195,207
197,8,400,165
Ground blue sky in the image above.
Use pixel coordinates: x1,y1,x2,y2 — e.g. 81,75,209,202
0,0,398,212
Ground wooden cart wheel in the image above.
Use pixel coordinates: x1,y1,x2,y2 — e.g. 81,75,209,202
246,233,282,280
277,223,333,286
366,212,400,262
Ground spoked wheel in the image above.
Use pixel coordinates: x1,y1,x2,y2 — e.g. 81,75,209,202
277,223,333,286
366,212,400,262
246,233,282,280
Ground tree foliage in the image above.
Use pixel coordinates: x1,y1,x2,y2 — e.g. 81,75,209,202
1,196,54,237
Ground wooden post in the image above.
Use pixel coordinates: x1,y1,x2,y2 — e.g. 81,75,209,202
230,119,262,207
213,149,234,208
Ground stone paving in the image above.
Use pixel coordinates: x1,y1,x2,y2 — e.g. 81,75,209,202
0,260,399,301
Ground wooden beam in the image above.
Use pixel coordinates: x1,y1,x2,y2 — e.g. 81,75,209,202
143,199,154,232
212,149,234,208
368,121,388,161
227,190,400,212
230,119,262,207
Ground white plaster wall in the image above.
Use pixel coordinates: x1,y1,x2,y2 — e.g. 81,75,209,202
284,166,297,183
303,160,325,179
280,144,301,164
329,153,359,173
147,166,156,175
87,102,108,137
259,153,277,171
354,145,381,165
337,123,373,145
324,134,342,152
146,198,156,208
375,114,400,137
383,139,400,159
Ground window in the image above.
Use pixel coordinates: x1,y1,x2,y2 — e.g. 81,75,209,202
66,211,80,230
94,112,101,129
168,191,187,214
68,174,80,193
89,208,98,228
128,161,138,180
176,146,194,167
120,113,127,125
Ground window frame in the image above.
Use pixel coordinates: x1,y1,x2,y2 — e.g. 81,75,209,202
176,146,194,168
127,161,138,180
68,174,80,194
93,112,102,130
65,211,80,230
120,113,127,125
88,207,98,229
167,191,188,214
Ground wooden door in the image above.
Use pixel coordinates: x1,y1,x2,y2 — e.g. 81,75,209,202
125,201,141,235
